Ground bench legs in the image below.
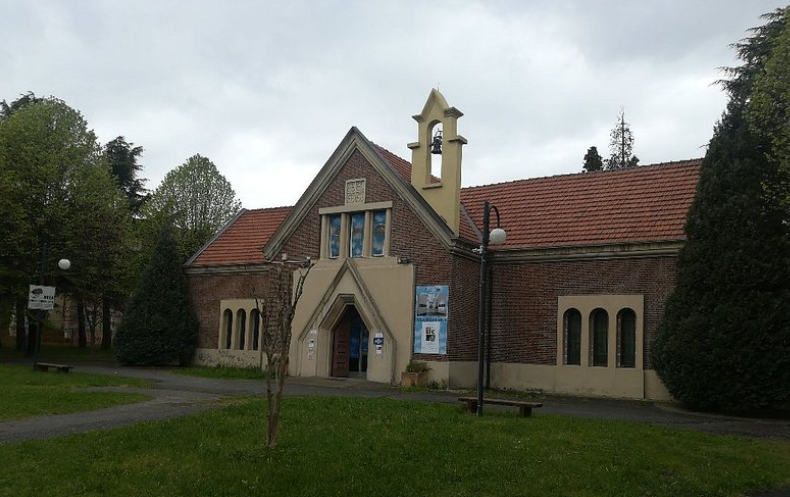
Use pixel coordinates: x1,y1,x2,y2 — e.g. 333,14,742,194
518,406,532,418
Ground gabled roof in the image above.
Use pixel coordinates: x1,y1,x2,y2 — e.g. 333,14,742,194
460,159,701,250
189,206,292,266
186,134,701,267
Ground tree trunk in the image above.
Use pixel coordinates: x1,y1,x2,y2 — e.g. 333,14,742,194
101,297,112,350
77,301,87,348
25,315,36,357
267,357,289,449
15,299,26,352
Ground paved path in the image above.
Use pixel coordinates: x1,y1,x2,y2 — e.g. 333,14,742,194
3,364,789,445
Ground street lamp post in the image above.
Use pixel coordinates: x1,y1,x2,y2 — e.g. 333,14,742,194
475,201,506,416
31,243,70,370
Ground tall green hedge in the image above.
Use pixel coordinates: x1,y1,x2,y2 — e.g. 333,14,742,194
114,225,198,366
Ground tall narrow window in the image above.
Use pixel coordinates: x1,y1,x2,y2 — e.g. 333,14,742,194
564,309,582,365
237,310,247,350
618,308,636,368
328,214,341,259
251,309,260,351
591,309,608,367
350,213,365,257
372,210,386,256
223,309,233,350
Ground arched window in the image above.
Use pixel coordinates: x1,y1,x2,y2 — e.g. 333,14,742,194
618,308,636,368
237,309,247,350
251,309,261,351
223,309,233,350
564,309,582,365
590,309,608,367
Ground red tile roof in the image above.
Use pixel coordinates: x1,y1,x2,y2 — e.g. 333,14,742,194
190,206,292,266
460,160,701,250
190,144,700,267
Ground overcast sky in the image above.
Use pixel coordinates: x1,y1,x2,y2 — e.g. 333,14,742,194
2,1,783,209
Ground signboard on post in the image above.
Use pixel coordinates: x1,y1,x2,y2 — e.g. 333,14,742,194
28,285,56,310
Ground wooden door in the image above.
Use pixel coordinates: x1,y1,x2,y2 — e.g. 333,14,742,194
332,317,350,377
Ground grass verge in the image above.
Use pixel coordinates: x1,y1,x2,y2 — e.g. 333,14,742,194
171,365,270,380
1,396,789,497
0,364,152,421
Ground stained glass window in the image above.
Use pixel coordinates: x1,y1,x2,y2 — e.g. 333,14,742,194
372,210,386,256
350,213,365,257
328,214,341,258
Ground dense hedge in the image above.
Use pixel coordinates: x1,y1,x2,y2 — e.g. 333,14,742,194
114,226,198,366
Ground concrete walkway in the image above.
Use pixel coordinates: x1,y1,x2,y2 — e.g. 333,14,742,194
3,364,789,445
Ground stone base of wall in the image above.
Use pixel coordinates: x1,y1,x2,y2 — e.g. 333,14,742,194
426,360,673,401
191,349,674,401
193,348,264,369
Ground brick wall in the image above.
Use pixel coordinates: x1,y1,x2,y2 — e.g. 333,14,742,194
190,149,461,357
188,270,276,348
488,256,677,369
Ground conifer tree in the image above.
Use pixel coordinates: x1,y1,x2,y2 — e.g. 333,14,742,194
605,108,639,170
653,8,790,413
114,225,198,366
582,146,604,172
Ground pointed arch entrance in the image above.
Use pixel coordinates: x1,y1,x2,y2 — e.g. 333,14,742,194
331,306,369,378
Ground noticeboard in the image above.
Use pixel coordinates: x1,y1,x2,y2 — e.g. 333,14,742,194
28,285,56,310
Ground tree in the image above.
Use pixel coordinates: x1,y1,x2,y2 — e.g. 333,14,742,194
114,225,198,366
0,97,104,355
65,162,133,352
143,154,241,262
582,146,604,172
0,91,43,120
255,261,311,449
653,10,790,414
605,108,639,170
747,8,790,184
104,136,149,217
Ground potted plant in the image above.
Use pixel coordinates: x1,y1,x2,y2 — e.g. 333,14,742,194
401,360,431,387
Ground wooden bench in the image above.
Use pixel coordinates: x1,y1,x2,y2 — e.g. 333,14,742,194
458,396,543,418
34,362,74,373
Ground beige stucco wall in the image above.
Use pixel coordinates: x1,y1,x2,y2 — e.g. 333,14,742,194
290,257,415,384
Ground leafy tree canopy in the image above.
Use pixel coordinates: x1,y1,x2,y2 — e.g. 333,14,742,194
143,154,241,261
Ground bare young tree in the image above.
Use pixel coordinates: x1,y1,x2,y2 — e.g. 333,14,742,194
254,259,312,449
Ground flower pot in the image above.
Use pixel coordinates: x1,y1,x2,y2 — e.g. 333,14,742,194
401,371,429,387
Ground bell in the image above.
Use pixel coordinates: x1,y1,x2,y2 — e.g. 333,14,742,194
430,129,443,155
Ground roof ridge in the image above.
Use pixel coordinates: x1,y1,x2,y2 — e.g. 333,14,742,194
244,205,294,213
462,158,703,191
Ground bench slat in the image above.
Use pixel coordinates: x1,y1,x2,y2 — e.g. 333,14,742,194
458,397,543,418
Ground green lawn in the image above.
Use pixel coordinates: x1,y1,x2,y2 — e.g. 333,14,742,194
172,365,270,380
1,397,789,497
0,364,152,421
0,343,116,364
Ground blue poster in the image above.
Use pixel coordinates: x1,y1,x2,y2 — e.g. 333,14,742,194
414,285,448,355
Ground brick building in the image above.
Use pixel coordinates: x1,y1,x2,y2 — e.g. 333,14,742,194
185,90,700,400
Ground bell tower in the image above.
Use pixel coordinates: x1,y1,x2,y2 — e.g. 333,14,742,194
407,89,467,235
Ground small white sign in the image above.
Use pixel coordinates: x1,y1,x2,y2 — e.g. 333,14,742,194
28,285,56,310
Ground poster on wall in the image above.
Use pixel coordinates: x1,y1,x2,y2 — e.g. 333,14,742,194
413,285,448,355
